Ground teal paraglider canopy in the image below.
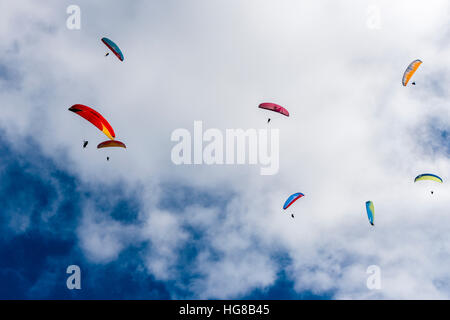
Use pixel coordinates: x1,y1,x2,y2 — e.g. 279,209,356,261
101,37,124,61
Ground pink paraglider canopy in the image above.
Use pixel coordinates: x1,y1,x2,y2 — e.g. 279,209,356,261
258,103,289,117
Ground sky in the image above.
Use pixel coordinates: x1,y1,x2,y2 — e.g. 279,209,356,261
0,0,449,299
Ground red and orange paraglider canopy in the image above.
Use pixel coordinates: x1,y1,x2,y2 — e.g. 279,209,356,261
69,104,116,140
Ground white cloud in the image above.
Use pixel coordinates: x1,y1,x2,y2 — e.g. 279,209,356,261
77,206,139,263
1,0,449,298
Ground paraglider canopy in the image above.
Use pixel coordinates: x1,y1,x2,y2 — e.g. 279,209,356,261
69,104,116,140
283,193,304,210
365,201,374,226
414,173,443,183
101,37,124,61
97,140,126,149
259,103,289,117
402,59,422,86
